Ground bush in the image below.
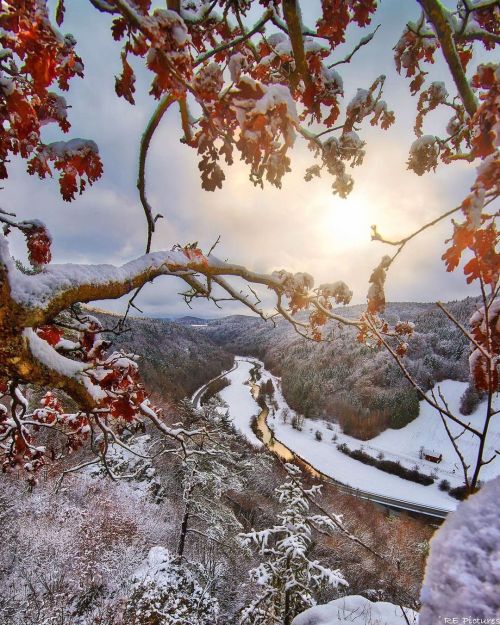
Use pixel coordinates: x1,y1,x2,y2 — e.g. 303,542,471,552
291,414,304,431
315,430,323,441
336,445,434,485
449,485,469,500
257,394,267,410
439,479,451,492
124,547,219,625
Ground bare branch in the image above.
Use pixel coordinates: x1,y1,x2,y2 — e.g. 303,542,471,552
433,387,471,489
138,94,174,253
329,26,380,68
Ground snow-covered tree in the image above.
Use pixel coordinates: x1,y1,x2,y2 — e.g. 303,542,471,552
0,0,497,489
176,398,251,559
239,464,347,625
124,546,220,625
87,431,165,501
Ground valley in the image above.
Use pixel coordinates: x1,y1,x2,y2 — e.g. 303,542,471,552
194,356,499,518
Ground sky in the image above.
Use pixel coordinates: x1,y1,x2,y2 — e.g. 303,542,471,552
2,0,490,319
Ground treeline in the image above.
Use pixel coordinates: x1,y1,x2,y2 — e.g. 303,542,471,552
94,311,234,400
202,299,479,439
200,376,231,404
337,443,435,486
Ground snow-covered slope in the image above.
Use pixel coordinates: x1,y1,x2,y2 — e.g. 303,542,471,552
363,379,500,482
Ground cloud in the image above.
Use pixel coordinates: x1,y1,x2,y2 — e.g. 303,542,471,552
2,1,485,319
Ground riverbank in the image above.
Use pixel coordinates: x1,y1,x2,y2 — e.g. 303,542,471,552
198,356,464,516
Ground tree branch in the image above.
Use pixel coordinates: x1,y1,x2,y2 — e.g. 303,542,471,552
193,10,272,67
138,94,174,253
417,0,477,117
281,0,314,100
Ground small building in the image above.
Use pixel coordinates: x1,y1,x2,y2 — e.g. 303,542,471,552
420,447,443,464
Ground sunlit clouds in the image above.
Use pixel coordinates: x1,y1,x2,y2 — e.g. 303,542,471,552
1,0,485,318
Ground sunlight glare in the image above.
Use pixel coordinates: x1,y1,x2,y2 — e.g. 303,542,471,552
318,191,377,253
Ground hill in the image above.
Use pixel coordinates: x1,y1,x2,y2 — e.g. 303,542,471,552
94,312,233,401
197,298,480,438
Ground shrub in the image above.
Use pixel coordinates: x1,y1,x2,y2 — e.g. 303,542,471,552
449,485,469,500
336,445,434,485
439,479,451,492
315,430,323,441
291,414,304,431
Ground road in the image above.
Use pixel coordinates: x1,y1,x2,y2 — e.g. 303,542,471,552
191,361,238,408
192,358,451,520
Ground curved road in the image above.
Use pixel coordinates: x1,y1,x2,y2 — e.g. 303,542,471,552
191,361,238,408
192,358,451,520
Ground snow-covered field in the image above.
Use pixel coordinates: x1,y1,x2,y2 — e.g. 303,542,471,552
217,358,263,447
211,357,499,513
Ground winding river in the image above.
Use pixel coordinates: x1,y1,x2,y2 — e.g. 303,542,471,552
194,357,451,520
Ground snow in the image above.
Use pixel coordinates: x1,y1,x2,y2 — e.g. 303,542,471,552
0,235,200,310
0,72,14,96
271,376,498,511
365,379,500,482
217,357,262,447
129,546,219,624
197,358,499,514
292,595,417,625
317,281,353,302
46,138,99,158
228,52,245,83
253,83,299,123
24,328,107,402
419,476,500,622
409,135,437,154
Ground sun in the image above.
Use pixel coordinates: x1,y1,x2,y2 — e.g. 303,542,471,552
317,190,378,253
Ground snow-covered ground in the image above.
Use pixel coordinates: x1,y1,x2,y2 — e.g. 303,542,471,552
292,595,417,625
211,357,499,513
217,358,263,447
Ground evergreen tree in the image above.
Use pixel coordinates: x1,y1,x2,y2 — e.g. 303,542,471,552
239,464,347,625
124,546,220,625
177,398,251,559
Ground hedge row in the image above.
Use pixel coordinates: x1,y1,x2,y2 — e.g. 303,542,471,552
336,443,435,486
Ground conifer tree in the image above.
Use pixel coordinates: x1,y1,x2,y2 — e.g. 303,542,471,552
239,464,347,625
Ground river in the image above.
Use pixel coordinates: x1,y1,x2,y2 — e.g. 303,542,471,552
195,356,451,519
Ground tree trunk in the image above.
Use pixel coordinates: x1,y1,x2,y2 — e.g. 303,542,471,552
177,502,190,559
